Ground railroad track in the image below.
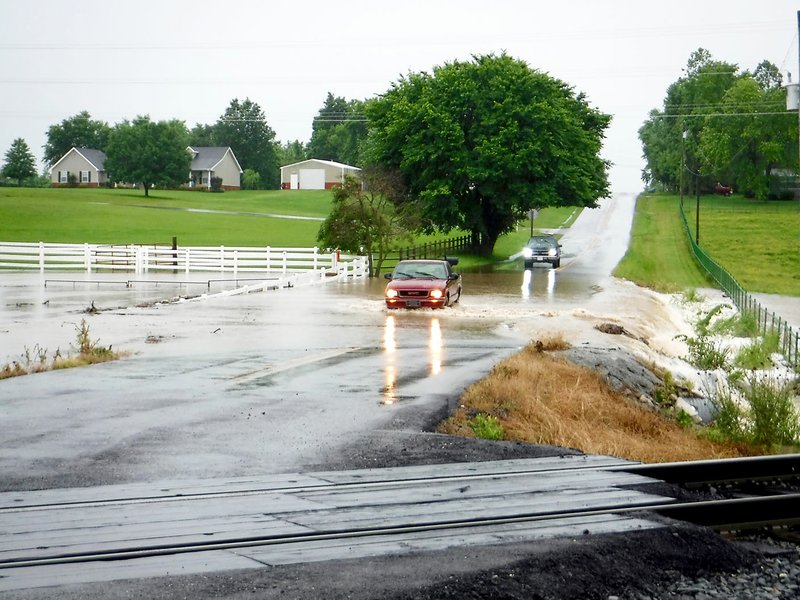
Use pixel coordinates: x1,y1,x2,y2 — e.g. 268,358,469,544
1,455,798,586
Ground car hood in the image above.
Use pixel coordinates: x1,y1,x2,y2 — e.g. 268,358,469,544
386,278,447,290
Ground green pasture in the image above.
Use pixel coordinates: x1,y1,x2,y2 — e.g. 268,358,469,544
615,194,799,296
0,187,332,247
0,187,581,260
7,186,793,298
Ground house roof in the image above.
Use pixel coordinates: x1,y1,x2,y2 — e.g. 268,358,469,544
280,158,361,171
49,147,106,172
187,146,243,173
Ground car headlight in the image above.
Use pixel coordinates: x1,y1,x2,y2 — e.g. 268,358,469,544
548,248,557,257
522,247,533,258
386,289,398,299
430,289,443,299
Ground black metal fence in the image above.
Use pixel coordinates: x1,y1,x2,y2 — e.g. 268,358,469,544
679,203,799,370
376,235,474,273
398,234,473,261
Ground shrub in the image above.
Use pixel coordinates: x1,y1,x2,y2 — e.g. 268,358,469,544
469,414,505,440
677,333,730,370
746,375,800,447
210,176,223,193
710,375,800,448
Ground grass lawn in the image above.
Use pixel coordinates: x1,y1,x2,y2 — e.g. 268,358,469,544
613,194,710,292
0,187,332,246
614,193,800,297
0,187,583,263
682,195,800,296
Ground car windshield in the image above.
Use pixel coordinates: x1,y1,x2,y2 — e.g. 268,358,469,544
527,237,556,248
393,263,448,279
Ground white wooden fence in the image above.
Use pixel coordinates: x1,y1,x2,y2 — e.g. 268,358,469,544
0,242,368,278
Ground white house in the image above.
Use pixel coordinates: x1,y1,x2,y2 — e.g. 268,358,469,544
187,146,243,190
280,159,361,190
49,147,107,187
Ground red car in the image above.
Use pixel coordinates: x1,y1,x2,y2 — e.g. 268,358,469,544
384,258,462,309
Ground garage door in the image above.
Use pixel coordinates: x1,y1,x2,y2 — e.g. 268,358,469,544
299,169,326,190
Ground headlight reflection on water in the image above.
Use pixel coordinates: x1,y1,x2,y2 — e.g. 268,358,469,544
429,317,442,375
521,268,557,300
381,314,444,405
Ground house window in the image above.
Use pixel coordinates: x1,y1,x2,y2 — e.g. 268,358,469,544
59,171,69,183
80,171,91,183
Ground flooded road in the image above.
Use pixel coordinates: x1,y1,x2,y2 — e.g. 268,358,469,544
0,194,641,489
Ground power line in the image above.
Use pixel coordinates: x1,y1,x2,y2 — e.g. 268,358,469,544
651,111,794,119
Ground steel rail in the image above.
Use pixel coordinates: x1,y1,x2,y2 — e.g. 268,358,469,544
5,454,799,514
611,454,800,486
2,493,799,571
0,460,630,513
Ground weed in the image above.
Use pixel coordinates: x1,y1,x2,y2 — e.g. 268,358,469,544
681,288,704,303
0,321,120,380
677,333,730,371
653,370,677,406
711,311,758,338
694,304,728,337
673,409,695,429
734,332,779,370
468,414,505,440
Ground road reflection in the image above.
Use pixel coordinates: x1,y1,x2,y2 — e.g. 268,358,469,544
521,267,556,301
381,314,443,405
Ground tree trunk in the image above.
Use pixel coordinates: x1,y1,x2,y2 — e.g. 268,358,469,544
143,182,149,197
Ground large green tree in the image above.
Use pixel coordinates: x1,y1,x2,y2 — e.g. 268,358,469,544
214,98,280,189
639,49,743,193
700,63,796,199
43,111,111,166
2,138,37,185
365,54,611,256
308,93,368,166
104,116,190,197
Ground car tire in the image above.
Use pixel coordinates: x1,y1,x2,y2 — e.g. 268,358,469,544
553,260,560,269
524,261,532,269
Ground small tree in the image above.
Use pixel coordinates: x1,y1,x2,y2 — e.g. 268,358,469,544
241,168,261,190
318,169,418,276
1,138,37,186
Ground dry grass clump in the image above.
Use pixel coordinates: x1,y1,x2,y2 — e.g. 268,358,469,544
438,341,747,463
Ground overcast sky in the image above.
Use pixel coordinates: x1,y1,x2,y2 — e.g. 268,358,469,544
1,0,797,193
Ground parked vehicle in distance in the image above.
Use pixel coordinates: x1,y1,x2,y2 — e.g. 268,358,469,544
714,182,734,196
384,258,462,309
523,235,561,269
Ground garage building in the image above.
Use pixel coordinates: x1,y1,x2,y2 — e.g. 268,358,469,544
280,159,361,190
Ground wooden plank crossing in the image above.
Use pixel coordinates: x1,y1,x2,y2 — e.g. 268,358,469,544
0,455,672,592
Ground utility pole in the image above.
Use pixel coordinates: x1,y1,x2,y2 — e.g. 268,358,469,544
695,173,700,244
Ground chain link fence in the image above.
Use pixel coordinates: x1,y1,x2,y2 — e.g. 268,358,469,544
679,203,798,370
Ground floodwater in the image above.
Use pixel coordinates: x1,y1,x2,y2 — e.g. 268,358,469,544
0,193,657,487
